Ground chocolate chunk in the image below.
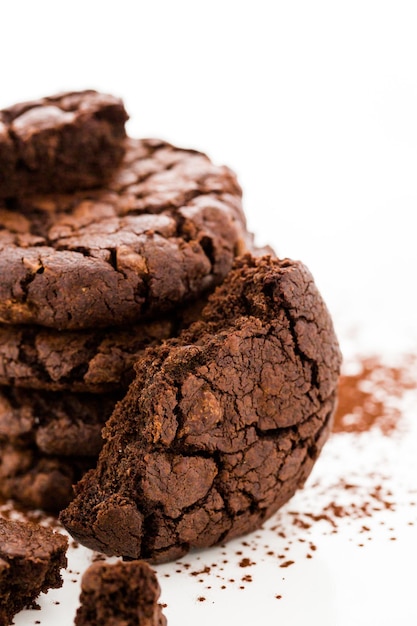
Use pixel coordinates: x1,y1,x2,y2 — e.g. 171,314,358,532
0,138,249,330
0,441,94,512
75,560,167,626
0,517,67,625
0,386,119,456
0,90,127,198
60,255,342,562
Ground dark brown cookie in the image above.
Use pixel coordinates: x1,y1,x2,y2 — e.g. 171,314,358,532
0,517,67,626
0,299,208,392
0,319,173,392
60,255,342,562
0,386,120,457
75,560,167,626
0,138,249,330
0,90,127,199
0,441,94,512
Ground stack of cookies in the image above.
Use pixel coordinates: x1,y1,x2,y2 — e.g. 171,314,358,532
0,90,251,512
0,90,342,564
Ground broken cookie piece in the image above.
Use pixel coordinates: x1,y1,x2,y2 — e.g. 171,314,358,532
75,560,167,626
0,517,67,626
61,254,342,562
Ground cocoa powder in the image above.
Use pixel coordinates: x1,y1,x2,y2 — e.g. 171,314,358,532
333,354,417,434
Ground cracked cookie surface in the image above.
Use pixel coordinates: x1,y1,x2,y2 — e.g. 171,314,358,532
0,90,127,199
0,518,67,626
0,298,206,392
0,138,248,329
0,386,120,457
61,255,342,562
0,319,174,392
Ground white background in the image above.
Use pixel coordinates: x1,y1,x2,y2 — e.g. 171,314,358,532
2,2,417,625
2,0,417,355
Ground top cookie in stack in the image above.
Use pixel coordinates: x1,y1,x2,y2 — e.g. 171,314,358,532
0,90,128,198
0,93,249,331
0,90,251,512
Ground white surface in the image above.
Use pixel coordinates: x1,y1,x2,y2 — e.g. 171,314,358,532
2,2,417,624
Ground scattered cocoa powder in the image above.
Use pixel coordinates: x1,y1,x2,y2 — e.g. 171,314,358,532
333,354,416,434
191,566,211,576
239,558,255,568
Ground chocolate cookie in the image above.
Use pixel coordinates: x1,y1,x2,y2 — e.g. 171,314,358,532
0,300,207,392
0,441,94,512
61,254,342,562
0,518,67,626
0,138,248,330
75,560,167,626
0,386,119,457
0,90,127,198
0,319,173,392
